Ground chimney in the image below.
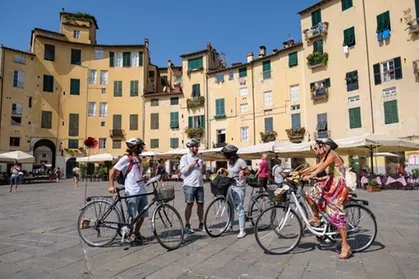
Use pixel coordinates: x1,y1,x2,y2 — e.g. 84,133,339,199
259,46,266,57
247,52,254,63
207,42,212,50
168,59,172,67
273,48,279,53
144,38,149,48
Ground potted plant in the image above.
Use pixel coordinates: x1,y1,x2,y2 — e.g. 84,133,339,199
366,179,381,192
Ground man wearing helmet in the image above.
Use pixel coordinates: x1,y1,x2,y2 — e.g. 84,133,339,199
109,138,147,242
179,138,205,234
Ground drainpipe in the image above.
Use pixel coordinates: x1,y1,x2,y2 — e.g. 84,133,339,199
361,0,375,134
250,63,256,145
205,74,210,148
0,46,5,149
141,94,146,141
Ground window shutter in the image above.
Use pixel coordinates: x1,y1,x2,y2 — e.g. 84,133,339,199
349,107,361,129
324,78,331,88
394,57,403,80
383,11,391,30
139,52,143,66
262,61,271,71
215,99,220,115
265,118,273,132
313,40,323,54
170,112,179,128
188,116,193,128
376,14,383,33
123,52,131,67
220,99,225,115
239,67,247,78
291,113,301,129
109,52,114,67
310,82,315,89
311,9,322,26
373,63,381,85
288,52,298,67
200,115,205,128
391,100,399,123
384,101,391,124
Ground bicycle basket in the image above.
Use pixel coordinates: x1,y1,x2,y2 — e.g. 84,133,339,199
157,186,175,202
266,186,287,203
210,175,234,196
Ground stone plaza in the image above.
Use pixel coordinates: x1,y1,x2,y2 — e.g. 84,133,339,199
0,180,418,279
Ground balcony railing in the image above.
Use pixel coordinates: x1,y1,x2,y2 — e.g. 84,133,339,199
311,87,328,100
314,130,331,139
286,127,306,142
413,60,419,75
109,129,125,139
260,131,277,143
187,96,205,109
213,142,227,148
304,22,329,41
307,52,328,68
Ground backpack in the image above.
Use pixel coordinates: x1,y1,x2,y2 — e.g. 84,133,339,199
210,175,234,196
116,154,134,185
345,168,357,191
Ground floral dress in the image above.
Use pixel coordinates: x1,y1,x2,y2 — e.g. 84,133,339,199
306,163,349,229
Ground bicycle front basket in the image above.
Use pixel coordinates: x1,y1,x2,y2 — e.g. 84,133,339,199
266,186,287,203
157,186,175,202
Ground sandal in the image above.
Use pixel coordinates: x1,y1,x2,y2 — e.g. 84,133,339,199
309,218,322,227
339,247,352,259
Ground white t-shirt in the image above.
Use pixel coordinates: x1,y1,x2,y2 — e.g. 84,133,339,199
228,158,248,187
273,165,284,184
113,155,146,195
179,152,204,187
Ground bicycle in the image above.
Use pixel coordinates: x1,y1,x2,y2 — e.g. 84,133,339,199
77,175,184,250
254,175,377,255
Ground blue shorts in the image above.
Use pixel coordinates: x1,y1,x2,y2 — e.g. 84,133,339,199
125,192,149,219
276,182,283,188
10,176,19,184
183,185,204,203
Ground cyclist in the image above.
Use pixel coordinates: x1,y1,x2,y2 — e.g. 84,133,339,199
179,138,206,233
217,145,250,239
302,138,352,259
108,138,148,243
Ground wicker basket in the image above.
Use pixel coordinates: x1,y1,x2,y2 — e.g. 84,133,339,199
266,187,287,203
157,186,175,202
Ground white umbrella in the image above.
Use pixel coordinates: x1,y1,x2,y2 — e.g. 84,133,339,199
373,152,402,157
0,151,35,163
200,147,224,161
76,153,114,162
158,148,189,160
140,151,161,157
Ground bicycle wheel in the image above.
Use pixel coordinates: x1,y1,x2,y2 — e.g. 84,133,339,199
249,193,272,229
152,204,184,250
204,196,233,237
254,205,302,255
77,200,122,247
344,203,377,252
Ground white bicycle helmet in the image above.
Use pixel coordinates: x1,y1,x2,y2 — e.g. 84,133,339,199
125,137,145,151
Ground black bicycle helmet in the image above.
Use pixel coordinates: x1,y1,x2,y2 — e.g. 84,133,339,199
315,137,338,150
221,144,239,155
186,138,200,148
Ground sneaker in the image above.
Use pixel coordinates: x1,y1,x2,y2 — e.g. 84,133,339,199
237,230,247,239
198,223,205,232
184,224,195,234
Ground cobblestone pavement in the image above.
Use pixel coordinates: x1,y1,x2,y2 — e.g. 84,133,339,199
0,180,418,279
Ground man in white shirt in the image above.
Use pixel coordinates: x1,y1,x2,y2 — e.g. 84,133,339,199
9,161,21,192
180,139,205,233
109,138,147,242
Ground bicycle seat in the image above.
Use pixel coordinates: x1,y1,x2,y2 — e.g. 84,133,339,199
116,186,125,192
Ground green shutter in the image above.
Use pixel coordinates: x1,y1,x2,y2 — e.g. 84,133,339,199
43,75,54,92
70,79,80,95
114,81,122,97
139,52,143,66
188,57,203,71
342,0,353,11
216,99,225,116
123,52,131,67
324,78,331,88
373,63,381,85
262,60,271,71
311,9,322,26
188,116,193,128
343,27,355,47
130,80,138,96
170,112,179,129
416,0,419,23
349,107,362,129
239,67,247,78
200,115,205,128
384,100,399,124
192,84,200,97
288,52,298,67
394,57,403,80
220,99,225,115
313,40,323,54
377,11,391,32
109,52,114,67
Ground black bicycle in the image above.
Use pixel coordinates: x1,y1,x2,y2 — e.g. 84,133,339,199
77,175,184,250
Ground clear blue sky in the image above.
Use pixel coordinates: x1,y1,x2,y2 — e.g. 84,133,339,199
0,0,316,67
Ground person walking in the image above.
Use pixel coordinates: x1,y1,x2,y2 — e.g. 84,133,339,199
73,165,81,187
9,161,21,192
179,138,205,233
272,158,285,188
255,153,270,189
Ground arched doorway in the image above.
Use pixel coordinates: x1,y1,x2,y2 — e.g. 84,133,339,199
66,158,77,178
33,139,56,169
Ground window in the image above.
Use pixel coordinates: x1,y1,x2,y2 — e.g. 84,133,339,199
44,44,55,61
229,72,234,80
215,99,225,116
73,30,80,38
348,95,360,103
99,102,108,117
112,114,122,129
112,140,122,149
376,11,391,33
11,103,22,126
188,115,205,128
310,78,331,97
313,39,323,54
384,100,399,124
68,139,79,149
383,87,397,97
374,57,402,84
130,114,138,130
264,91,272,107
112,52,123,67
188,57,203,71
288,52,298,67
151,113,159,129
88,70,97,84
13,70,24,88
101,121,105,127
9,137,20,147
101,88,106,94
290,85,300,102
240,127,249,142
170,97,179,105
94,49,104,59
342,0,353,11
131,52,143,67
262,60,271,79
41,111,52,128
161,76,168,86
123,52,131,67
151,98,159,106
239,67,247,78
28,97,32,108
343,27,356,47
291,113,301,129
130,80,139,96
14,55,25,64
70,79,80,95
71,49,81,65
170,138,179,148
192,84,201,98
349,107,362,129
150,139,159,148
311,9,322,27
100,70,108,85
240,103,249,113
346,70,359,91
216,129,226,144
114,81,122,97
88,102,96,117
291,104,300,111
264,117,273,132
99,138,106,149
170,112,179,129
316,113,328,137
43,75,54,92
69,113,79,136
216,73,224,83
109,52,114,67
239,87,248,97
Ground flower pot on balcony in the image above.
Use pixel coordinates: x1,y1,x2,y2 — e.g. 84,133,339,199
187,96,205,109
260,131,277,143
185,127,205,139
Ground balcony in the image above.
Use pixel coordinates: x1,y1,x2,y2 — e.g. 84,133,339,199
304,22,329,41
185,126,205,139
413,60,419,75
307,52,328,68
109,129,125,139
260,131,277,143
286,127,306,142
213,142,227,148
187,96,205,109
311,87,328,100
314,130,330,139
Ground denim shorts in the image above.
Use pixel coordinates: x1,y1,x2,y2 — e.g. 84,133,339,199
183,185,204,203
10,176,19,184
125,193,149,219
276,182,284,188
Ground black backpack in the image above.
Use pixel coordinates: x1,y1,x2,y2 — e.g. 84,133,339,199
116,154,134,185
210,175,234,196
